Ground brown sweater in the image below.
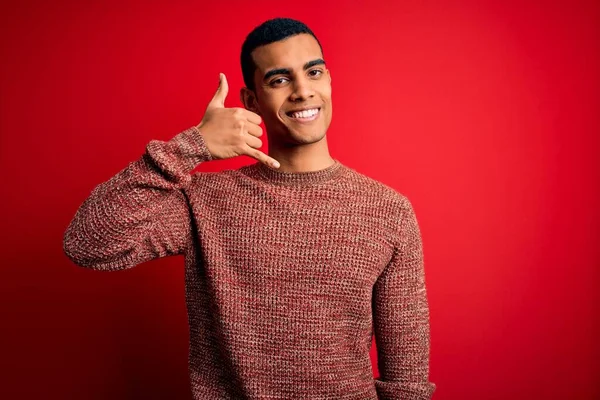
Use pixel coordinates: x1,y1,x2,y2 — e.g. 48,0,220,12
63,126,436,400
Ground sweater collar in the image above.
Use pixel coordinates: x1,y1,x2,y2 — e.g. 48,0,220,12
253,159,344,186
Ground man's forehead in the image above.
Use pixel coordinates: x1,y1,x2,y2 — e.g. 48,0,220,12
251,34,323,72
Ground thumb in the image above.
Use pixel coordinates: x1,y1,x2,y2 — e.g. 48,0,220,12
208,72,229,109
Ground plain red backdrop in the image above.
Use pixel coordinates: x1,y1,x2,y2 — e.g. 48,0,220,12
1,0,598,399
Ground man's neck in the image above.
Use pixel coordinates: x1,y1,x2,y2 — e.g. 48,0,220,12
266,137,335,173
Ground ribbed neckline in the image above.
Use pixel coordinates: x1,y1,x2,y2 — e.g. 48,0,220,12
251,158,344,186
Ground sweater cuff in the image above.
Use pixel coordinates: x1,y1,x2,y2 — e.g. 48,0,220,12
168,125,213,172
144,125,214,187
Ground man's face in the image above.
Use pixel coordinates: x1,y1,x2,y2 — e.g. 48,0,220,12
243,33,332,146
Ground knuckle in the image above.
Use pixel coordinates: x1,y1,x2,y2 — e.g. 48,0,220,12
249,148,260,157
236,143,247,154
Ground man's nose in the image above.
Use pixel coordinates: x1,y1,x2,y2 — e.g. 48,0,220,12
290,76,315,101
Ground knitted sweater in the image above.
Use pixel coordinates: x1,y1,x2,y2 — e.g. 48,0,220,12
63,126,436,400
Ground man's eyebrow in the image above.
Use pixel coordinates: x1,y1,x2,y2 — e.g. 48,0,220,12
263,58,326,82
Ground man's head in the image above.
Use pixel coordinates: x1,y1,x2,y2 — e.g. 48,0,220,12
240,18,332,147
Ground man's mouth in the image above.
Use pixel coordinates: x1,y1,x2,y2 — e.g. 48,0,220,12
285,107,321,121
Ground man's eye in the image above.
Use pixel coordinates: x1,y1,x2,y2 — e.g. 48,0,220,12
309,69,323,77
271,77,288,86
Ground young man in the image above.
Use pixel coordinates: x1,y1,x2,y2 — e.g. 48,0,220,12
63,17,436,400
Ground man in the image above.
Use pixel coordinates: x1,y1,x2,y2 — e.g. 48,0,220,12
63,17,436,400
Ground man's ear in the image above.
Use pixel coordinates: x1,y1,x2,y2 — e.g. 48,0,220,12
240,87,261,115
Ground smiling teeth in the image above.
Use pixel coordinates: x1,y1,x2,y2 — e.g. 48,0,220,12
291,108,319,118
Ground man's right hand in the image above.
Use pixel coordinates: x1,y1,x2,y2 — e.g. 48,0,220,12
196,73,280,168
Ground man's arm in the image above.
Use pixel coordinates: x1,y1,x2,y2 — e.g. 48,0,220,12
62,126,212,271
63,73,277,272
372,196,436,400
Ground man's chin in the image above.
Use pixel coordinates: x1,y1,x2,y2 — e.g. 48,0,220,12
288,128,326,144
266,121,327,146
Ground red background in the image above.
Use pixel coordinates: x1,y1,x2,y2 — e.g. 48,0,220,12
1,1,598,399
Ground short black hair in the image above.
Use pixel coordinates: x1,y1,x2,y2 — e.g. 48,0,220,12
240,17,324,92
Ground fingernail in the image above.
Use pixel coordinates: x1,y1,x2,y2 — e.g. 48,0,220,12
272,161,280,168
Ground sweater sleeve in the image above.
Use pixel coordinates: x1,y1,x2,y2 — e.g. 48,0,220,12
372,197,436,400
62,126,213,271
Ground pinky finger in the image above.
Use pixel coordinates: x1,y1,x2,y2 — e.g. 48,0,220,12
247,147,280,168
